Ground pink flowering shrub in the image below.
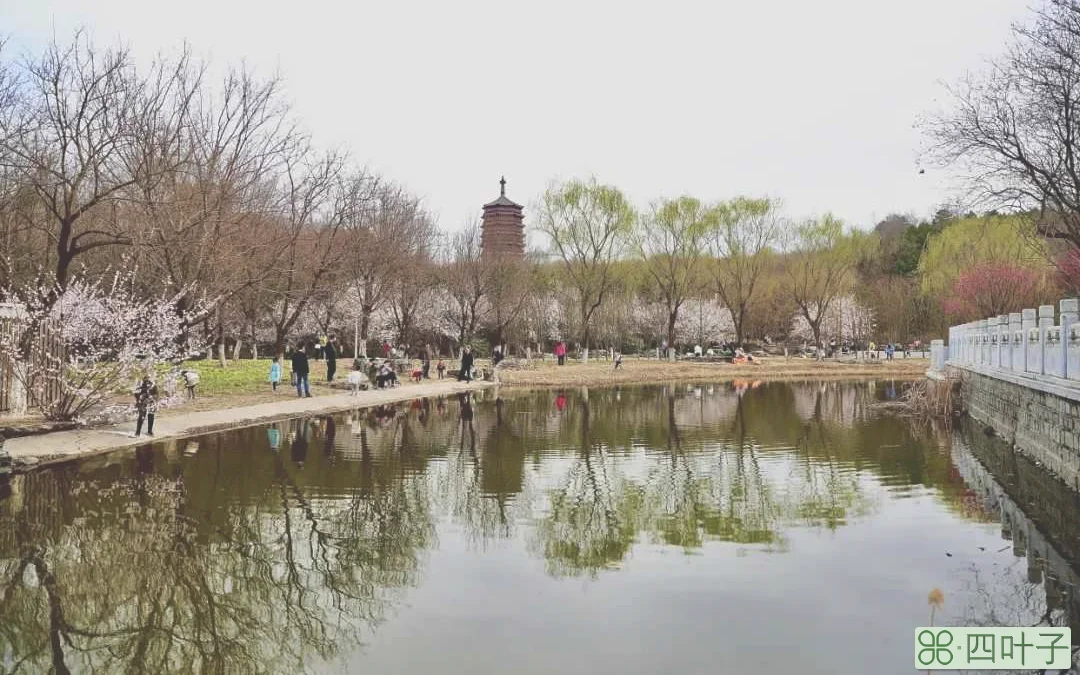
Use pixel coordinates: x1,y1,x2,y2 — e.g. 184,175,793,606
942,262,1047,322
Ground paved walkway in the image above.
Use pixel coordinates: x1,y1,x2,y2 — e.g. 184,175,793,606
5,380,492,470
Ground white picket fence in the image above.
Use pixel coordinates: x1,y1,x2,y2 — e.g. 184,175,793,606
945,299,1080,380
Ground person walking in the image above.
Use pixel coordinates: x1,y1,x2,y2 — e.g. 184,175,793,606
292,344,311,397
555,341,566,366
458,346,475,382
133,376,159,437
325,337,338,382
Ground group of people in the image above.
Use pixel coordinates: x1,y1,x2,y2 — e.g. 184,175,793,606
264,337,342,398
127,337,490,438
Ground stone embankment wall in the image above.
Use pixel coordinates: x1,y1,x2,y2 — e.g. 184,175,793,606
942,298,1080,490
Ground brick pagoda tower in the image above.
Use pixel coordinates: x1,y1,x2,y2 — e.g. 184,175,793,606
480,176,525,259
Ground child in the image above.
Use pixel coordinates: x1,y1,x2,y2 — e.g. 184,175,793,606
346,363,366,396
613,352,623,370
436,359,446,379
181,369,200,399
269,357,282,392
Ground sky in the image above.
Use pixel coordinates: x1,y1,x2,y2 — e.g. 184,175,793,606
0,0,1035,232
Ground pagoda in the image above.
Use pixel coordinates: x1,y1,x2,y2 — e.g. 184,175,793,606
480,176,524,259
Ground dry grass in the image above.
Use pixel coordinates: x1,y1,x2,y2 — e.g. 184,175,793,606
497,356,929,388
873,375,962,419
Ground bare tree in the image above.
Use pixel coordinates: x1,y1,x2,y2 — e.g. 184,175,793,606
927,0,1080,247
438,222,489,350
345,179,430,355
708,197,783,347
262,145,346,357
535,177,635,361
484,254,536,351
133,66,296,325
0,32,196,306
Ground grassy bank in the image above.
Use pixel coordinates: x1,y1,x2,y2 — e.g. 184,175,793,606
497,356,928,388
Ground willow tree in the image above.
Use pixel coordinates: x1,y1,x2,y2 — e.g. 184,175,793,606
633,196,715,358
708,197,783,348
783,214,872,352
536,178,634,362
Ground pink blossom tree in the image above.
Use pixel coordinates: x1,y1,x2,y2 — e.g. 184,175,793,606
1055,248,1080,295
942,262,1048,322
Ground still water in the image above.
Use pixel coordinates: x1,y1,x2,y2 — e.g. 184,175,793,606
1,381,1078,674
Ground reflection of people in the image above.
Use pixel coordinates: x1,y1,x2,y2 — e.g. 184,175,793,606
291,419,309,466
267,423,281,451
458,392,473,422
555,392,567,411
323,417,336,456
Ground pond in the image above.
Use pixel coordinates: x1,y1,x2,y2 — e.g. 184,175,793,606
1,381,1078,674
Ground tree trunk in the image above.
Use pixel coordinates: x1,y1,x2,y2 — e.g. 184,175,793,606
360,307,371,357
811,321,823,360
734,305,746,349
216,311,226,367
667,311,678,360
232,340,242,361
250,323,259,360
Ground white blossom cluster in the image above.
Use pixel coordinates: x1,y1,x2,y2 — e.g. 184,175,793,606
0,272,205,421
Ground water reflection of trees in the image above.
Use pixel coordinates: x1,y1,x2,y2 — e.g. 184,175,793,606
514,383,960,577
0,382,1005,670
0,416,435,674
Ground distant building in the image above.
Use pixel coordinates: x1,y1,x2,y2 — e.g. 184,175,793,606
480,176,524,259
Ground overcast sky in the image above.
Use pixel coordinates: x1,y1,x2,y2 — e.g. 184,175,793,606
1,0,1033,231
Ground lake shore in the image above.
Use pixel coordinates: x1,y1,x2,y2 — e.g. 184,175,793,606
497,356,929,388
2,379,492,473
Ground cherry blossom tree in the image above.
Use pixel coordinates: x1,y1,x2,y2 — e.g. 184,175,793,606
0,272,203,421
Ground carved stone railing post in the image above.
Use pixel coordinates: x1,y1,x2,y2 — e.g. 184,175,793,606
1062,299,1080,381
1023,308,1038,374
1009,313,1024,373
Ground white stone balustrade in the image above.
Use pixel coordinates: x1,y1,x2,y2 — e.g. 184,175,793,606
946,298,1080,382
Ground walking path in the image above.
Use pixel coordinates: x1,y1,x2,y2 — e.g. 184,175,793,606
4,380,492,471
